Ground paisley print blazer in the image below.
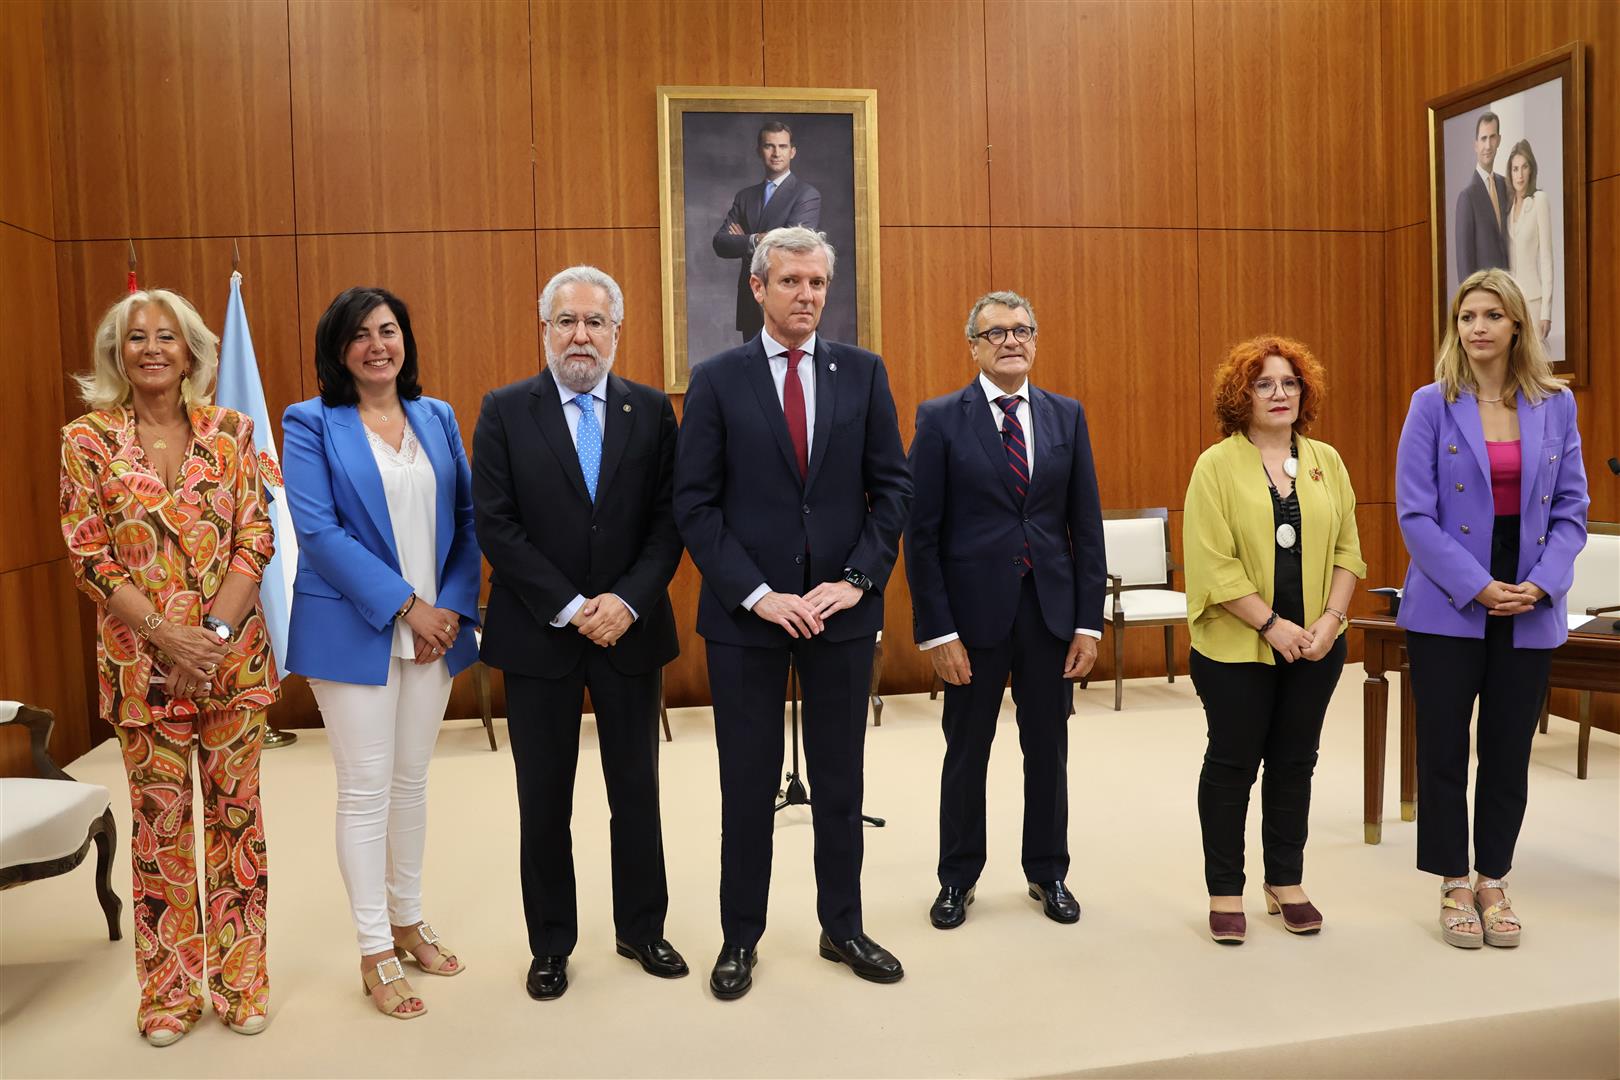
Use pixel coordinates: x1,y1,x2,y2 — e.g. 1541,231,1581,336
60,405,281,725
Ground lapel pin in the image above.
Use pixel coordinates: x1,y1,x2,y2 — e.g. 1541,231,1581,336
1310,467,1323,482
622,403,631,412
828,362,837,372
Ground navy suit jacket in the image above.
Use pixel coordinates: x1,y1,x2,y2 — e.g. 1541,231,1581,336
1455,170,1511,280
711,173,822,334
673,336,912,648
905,382,1106,648
281,396,483,685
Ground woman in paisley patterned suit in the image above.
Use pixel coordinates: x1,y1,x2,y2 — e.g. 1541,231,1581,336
59,288,279,1047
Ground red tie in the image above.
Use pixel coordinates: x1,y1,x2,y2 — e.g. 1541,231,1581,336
783,349,809,480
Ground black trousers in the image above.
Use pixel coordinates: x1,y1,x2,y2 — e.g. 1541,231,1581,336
505,656,668,958
1189,636,1346,895
1406,513,1553,879
938,573,1072,888
707,634,874,948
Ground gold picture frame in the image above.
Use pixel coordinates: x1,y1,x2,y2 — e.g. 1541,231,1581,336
656,86,881,393
1427,43,1587,387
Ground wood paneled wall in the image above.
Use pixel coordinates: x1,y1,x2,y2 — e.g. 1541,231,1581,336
7,0,1610,768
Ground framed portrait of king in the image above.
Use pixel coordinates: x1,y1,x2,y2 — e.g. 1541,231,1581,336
1428,43,1587,387
656,86,881,393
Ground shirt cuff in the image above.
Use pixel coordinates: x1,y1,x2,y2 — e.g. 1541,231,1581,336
1075,628,1102,640
918,632,960,651
612,594,639,621
552,594,587,628
741,583,770,611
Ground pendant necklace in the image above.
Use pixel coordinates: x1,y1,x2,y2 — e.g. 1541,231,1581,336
1262,441,1301,551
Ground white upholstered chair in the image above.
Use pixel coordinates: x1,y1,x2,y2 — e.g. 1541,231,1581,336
0,702,122,940
1548,521,1619,778
1084,508,1187,711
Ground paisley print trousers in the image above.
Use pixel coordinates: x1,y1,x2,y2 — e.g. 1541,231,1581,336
116,708,269,1035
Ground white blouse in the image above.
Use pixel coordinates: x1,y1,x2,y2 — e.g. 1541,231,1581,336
366,422,440,659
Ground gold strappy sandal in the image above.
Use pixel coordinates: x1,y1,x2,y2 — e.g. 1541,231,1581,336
362,956,426,1019
1439,878,1484,949
395,921,463,976
1475,878,1522,948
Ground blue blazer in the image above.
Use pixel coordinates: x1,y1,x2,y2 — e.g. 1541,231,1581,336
905,382,1106,647
1395,383,1588,648
281,396,483,684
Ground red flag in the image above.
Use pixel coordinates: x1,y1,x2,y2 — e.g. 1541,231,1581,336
127,270,138,294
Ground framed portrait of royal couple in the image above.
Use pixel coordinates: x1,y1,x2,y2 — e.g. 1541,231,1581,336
655,85,881,393
1428,42,1588,387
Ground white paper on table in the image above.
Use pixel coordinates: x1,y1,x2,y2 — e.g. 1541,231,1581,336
1567,612,1597,632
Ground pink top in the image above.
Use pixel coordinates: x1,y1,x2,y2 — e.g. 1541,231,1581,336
1486,439,1521,515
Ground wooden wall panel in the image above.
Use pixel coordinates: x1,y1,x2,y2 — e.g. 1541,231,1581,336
0,225,65,574
1194,0,1384,232
1517,0,1620,182
48,0,294,240
1382,0,1510,229
1576,176,1618,524
1196,231,1390,503
989,228,1202,510
986,0,1197,228
55,238,304,447
532,0,765,229
0,562,93,777
763,0,990,226
1384,221,1436,410
0,0,54,238
533,229,663,391
289,0,534,233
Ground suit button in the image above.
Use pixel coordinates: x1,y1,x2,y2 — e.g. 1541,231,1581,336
802,505,810,515
1012,556,1022,565
1542,494,1550,503
590,524,598,533
1022,516,1031,523
1550,454,1558,462
1460,524,1470,534
1447,444,1458,454
794,554,803,564
1537,536,1546,545
1454,482,1464,491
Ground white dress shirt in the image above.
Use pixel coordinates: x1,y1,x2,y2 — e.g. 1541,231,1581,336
919,375,1100,650
548,369,638,627
741,329,819,612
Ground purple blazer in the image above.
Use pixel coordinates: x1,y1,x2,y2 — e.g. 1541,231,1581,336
1395,382,1588,647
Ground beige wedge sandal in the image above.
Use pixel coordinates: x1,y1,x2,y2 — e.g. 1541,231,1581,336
1475,879,1522,948
362,956,426,1019
395,921,463,976
1439,878,1484,949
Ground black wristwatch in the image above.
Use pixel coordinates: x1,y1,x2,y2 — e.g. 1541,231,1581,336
841,568,874,592
201,615,235,643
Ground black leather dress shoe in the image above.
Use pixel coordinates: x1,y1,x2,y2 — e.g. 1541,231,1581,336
1028,880,1081,924
526,956,568,1000
930,885,975,929
615,938,690,978
818,932,904,983
709,944,756,1001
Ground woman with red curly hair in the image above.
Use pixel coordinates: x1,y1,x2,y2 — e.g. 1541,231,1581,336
1182,335,1365,945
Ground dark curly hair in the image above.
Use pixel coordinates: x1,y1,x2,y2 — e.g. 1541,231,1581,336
314,286,424,407
1211,334,1326,437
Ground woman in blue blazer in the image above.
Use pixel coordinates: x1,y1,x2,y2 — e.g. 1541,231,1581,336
282,287,482,1019
1395,268,1588,950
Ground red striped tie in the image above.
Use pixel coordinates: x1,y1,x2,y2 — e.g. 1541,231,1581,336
997,395,1032,576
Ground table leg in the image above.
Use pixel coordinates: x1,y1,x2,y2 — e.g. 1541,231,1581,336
1400,669,1417,822
1364,668,1388,844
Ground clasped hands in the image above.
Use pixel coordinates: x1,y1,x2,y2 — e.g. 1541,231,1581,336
570,593,633,648
929,633,1099,687
1263,614,1341,663
1475,579,1545,617
154,623,231,699
407,602,463,664
753,581,864,639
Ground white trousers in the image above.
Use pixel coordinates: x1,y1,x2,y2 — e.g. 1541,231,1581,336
311,659,453,954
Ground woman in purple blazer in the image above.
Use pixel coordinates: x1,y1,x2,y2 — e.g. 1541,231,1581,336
1395,268,1588,950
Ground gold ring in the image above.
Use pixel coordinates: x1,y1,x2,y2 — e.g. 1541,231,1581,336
442,623,454,634
432,646,441,654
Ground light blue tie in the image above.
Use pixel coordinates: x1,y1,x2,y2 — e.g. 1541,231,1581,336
763,180,777,207
573,393,601,502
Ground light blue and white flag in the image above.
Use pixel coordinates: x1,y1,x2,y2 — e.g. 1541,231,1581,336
217,271,297,678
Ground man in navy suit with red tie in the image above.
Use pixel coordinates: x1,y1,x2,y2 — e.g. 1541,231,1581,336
712,121,822,341
674,226,911,1000
904,290,1106,931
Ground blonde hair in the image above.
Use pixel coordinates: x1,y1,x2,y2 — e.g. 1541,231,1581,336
1434,269,1563,405
74,289,218,411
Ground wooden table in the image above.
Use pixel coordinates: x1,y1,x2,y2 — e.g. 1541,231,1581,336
1355,614,1620,844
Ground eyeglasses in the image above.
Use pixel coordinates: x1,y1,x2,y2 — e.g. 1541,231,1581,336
1253,377,1302,398
549,314,615,336
973,326,1036,345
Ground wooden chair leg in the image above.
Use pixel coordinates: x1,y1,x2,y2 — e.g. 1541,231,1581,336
869,635,883,726
92,809,122,941
1577,690,1592,780
659,671,672,742
930,673,942,700
1538,689,1549,734
1112,623,1124,711
1163,625,1175,683
475,662,498,751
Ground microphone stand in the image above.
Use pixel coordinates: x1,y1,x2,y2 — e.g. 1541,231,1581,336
775,658,885,827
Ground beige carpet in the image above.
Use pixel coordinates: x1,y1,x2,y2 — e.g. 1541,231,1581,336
2,668,1616,1079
